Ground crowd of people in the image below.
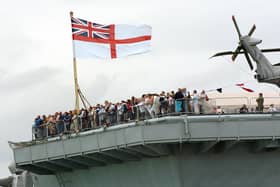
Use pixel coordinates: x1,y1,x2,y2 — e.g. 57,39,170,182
33,88,212,139
33,90,279,140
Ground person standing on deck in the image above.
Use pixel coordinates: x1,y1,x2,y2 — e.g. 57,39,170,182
186,91,192,114
256,93,264,112
151,94,161,117
174,88,184,113
199,90,211,114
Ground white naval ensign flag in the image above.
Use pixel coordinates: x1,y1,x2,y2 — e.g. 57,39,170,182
71,16,152,59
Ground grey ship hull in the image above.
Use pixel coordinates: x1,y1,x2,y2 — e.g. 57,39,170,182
10,114,280,187
34,143,280,187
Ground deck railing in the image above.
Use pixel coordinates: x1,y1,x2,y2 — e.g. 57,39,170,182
32,97,280,140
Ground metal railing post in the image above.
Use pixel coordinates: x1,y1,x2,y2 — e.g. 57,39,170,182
46,125,49,139
136,106,140,122
32,127,35,140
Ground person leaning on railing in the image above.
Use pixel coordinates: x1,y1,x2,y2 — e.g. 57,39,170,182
166,92,175,114
185,91,192,114
95,104,100,127
33,115,42,139
199,90,213,114
215,106,224,114
104,101,111,126
131,96,137,120
46,114,56,136
239,104,249,113
63,112,71,133
268,104,278,112
151,94,161,117
82,110,88,129
192,90,200,114
126,99,133,121
88,107,95,129
174,88,184,113
55,112,64,135
70,110,79,133
136,96,146,120
98,105,106,127
118,101,127,122
144,94,153,118
159,91,168,115
78,109,86,129
41,115,48,138
110,103,117,125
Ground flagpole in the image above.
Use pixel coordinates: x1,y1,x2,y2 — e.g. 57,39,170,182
70,11,80,111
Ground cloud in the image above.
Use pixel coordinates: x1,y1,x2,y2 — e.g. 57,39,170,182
0,162,11,178
0,142,12,178
0,67,61,94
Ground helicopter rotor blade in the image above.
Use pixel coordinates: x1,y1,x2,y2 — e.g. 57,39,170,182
210,51,241,58
261,48,280,52
232,15,242,38
244,50,254,70
248,25,256,36
248,24,256,36
232,46,242,61
211,48,280,58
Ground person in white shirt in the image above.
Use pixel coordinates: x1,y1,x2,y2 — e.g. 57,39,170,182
216,106,224,114
88,107,95,128
199,90,213,114
167,92,175,113
268,104,278,112
137,96,146,120
144,94,154,118
151,94,161,117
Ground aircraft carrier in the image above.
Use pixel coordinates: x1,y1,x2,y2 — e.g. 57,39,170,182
2,97,280,187
2,15,280,187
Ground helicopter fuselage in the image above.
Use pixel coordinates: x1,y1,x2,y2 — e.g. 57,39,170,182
240,36,280,87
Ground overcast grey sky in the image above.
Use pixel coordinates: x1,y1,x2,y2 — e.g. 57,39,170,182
1,0,280,177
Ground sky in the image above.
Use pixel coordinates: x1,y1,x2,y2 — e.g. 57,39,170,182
1,0,280,178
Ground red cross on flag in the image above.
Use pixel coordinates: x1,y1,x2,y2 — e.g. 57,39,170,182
71,16,152,59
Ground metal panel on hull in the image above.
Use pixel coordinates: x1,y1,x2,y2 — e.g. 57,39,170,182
33,144,280,187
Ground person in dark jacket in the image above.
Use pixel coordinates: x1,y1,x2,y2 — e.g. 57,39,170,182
174,88,184,113
240,104,249,113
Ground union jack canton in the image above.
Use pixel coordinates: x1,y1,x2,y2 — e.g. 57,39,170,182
71,17,112,41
